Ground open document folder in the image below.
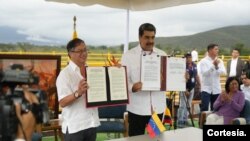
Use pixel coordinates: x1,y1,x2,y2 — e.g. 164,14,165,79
85,66,129,108
141,54,186,91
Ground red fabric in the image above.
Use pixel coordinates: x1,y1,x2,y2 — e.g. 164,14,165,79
164,116,172,125
146,124,156,138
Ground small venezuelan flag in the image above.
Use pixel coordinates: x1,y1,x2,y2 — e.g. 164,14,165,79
146,112,166,138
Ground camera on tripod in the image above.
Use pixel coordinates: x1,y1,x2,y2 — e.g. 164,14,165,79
0,63,50,140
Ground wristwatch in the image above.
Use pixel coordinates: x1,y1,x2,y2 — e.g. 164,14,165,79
74,91,80,98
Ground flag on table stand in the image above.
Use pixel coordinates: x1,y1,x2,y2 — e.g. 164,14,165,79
146,112,166,138
163,107,172,126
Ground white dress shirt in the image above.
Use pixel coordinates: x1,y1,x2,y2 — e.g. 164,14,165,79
241,84,250,101
121,45,167,115
191,50,198,62
229,58,238,77
56,61,100,134
199,56,226,94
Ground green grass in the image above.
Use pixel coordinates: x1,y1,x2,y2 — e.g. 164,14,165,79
42,133,122,141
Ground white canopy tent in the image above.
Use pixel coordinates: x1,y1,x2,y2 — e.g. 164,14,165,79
46,0,213,53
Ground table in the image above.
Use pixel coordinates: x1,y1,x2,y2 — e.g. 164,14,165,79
106,127,202,141
42,119,63,141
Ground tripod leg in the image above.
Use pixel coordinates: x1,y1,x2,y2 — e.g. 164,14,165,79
173,92,177,130
183,91,195,127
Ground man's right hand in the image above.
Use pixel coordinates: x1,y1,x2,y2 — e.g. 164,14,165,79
132,82,142,92
213,59,220,69
77,78,88,96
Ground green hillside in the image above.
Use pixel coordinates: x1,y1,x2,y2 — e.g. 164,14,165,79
129,24,250,55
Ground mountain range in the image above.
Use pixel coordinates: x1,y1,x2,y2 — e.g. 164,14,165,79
1,24,250,50
129,24,250,50
0,26,63,46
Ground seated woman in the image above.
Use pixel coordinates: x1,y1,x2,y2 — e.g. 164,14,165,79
206,77,245,125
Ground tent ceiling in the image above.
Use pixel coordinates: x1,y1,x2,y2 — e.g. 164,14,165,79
46,0,213,11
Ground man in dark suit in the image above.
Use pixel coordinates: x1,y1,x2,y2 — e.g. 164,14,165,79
243,57,250,76
227,48,245,83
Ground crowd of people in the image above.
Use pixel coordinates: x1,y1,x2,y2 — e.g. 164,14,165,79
56,23,250,141
5,22,249,141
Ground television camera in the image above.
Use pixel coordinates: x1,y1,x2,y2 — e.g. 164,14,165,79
0,63,50,141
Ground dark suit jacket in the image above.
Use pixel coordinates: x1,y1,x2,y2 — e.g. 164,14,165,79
244,61,250,77
227,58,245,79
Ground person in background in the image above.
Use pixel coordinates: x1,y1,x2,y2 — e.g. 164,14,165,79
243,57,250,75
121,23,167,136
177,53,200,128
197,51,208,84
240,72,250,101
191,48,199,62
15,86,40,141
0,85,41,141
199,43,226,113
206,77,245,124
226,48,244,84
56,38,100,141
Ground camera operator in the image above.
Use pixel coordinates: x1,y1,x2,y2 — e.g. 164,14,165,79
1,85,41,141
1,62,49,141
14,85,40,141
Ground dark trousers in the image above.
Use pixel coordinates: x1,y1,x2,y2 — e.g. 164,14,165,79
63,127,97,141
128,112,163,137
200,91,219,112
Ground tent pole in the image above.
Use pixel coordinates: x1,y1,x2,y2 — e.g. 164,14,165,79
124,8,130,53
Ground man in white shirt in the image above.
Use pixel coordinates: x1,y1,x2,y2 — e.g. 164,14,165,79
191,48,199,62
199,44,226,112
121,23,166,136
240,73,250,101
56,38,100,141
226,48,244,83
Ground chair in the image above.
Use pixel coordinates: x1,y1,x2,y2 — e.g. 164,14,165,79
97,105,128,138
200,100,250,128
35,119,63,141
191,100,201,118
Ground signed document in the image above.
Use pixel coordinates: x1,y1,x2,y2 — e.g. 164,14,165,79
108,67,128,100
86,67,107,103
86,66,129,107
141,54,161,91
166,57,186,91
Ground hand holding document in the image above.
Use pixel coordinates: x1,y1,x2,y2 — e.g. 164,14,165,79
132,82,142,92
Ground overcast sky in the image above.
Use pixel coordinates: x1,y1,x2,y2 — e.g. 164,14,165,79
0,0,250,46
